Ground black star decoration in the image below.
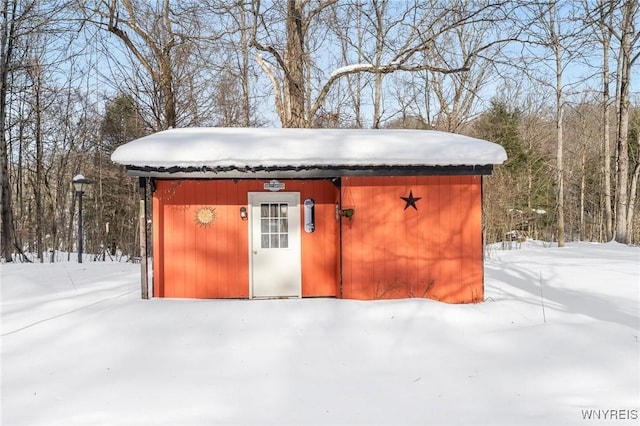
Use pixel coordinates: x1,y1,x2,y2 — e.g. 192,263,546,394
401,190,422,210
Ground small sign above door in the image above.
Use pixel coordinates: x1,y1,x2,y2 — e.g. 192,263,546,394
264,180,285,192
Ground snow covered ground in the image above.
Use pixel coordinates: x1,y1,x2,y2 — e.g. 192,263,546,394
1,241,638,425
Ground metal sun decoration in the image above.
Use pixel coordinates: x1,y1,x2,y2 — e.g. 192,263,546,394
195,207,217,227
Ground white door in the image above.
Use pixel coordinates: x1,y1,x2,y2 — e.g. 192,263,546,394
249,192,302,298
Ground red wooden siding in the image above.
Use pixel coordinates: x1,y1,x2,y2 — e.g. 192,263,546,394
340,176,483,303
152,179,339,298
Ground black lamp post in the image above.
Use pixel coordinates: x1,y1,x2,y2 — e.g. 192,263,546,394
72,174,90,264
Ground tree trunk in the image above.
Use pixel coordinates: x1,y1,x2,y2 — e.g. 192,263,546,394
0,0,16,262
627,161,640,240
372,0,387,129
333,1,364,128
284,0,306,128
614,0,637,244
0,119,12,262
579,145,587,241
550,2,565,247
160,56,176,128
32,63,44,262
600,8,613,241
239,5,251,127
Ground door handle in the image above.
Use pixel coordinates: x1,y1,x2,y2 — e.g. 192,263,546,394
253,250,258,255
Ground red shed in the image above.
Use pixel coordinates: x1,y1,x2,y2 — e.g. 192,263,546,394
111,128,506,303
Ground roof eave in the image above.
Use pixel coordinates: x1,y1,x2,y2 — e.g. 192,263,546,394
124,164,495,179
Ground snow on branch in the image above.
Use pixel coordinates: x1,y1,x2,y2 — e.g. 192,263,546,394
329,63,375,78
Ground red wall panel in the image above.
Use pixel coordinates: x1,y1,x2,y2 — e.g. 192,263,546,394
340,176,483,303
152,176,483,303
152,179,339,298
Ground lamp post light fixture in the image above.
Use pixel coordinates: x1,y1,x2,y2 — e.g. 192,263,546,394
72,174,90,264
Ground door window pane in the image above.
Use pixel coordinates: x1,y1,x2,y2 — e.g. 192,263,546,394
259,202,290,249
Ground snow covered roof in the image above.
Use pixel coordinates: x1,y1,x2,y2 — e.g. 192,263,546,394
111,127,507,178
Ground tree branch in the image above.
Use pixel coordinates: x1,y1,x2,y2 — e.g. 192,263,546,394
105,3,158,82
255,53,285,124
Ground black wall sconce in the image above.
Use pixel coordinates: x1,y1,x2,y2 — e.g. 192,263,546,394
239,206,248,220
336,203,355,220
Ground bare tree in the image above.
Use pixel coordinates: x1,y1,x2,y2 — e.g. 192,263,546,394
627,108,640,241
251,0,515,128
614,0,639,243
398,2,507,132
1,0,60,261
107,0,176,129
516,1,588,246
1,0,104,262
26,54,45,261
82,0,219,130
548,1,567,247
564,101,604,241
204,1,263,127
326,1,367,127
251,0,338,128
369,0,389,129
0,0,21,261
96,93,144,259
590,0,615,241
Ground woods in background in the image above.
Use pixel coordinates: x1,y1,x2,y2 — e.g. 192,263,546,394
1,0,638,262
